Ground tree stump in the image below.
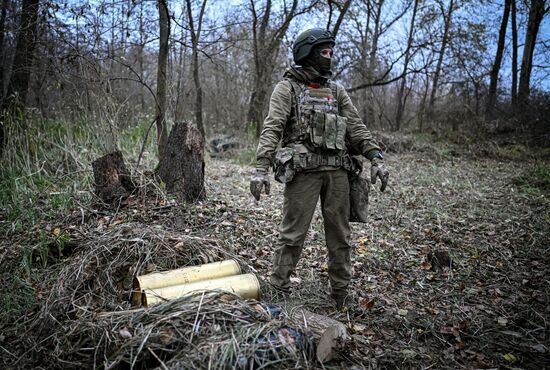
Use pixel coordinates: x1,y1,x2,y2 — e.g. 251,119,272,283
157,122,205,202
92,151,134,203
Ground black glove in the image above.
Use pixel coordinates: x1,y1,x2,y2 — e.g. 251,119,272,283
250,170,270,201
370,157,389,191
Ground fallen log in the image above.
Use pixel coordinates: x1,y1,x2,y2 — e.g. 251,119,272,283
289,307,348,363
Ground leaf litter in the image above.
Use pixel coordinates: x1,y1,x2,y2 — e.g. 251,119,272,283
0,151,548,369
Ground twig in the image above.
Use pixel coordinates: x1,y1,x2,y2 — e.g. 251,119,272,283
147,347,169,370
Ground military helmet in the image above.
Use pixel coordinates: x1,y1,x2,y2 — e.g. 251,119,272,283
293,28,335,65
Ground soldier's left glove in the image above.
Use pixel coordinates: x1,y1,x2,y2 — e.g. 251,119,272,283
370,157,389,192
250,169,270,201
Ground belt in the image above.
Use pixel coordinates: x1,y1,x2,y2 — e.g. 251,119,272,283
295,153,352,171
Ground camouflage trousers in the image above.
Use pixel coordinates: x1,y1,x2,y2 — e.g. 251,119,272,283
270,169,351,297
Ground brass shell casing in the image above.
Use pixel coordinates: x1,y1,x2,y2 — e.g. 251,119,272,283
142,273,261,307
132,259,241,306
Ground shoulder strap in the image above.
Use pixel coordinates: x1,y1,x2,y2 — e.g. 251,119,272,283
328,80,338,103
284,78,302,123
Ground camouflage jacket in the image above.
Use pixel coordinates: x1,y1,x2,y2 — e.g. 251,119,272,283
255,66,381,172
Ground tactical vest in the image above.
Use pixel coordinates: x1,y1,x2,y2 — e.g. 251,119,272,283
283,79,347,154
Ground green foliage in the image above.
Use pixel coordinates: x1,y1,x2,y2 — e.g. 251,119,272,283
0,275,36,323
512,163,550,196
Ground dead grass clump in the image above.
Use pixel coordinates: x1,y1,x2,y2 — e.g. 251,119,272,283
7,222,232,368
98,295,313,369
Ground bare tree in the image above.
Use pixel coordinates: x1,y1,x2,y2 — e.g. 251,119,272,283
0,0,9,100
395,0,419,131
3,0,40,110
486,0,511,117
427,0,455,117
185,0,208,140
327,0,352,37
156,0,169,160
511,0,518,105
517,0,546,106
247,0,298,138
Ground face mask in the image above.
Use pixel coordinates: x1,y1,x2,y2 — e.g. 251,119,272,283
305,45,333,74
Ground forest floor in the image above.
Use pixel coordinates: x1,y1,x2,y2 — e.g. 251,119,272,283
1,137,549,369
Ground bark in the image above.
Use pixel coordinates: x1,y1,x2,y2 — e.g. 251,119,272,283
138,0,146,111
92,151,135,204
331,0,352,37
157,122,205,203
247,0,298,138
395,0,419,131
3,0,39,109
0,0,9,100
517,0,545,105
511,0,518,105
186,0,208,140
155,0,169,160
486,0,511,117
365,0,384,128
174,22,187,122
290,308,348,363
428,0,454,116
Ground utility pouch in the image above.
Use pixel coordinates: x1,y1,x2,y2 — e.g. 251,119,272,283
335,116,347,150
348,157,369,223
273,147,295,183
324,113,337,149
307,111,325,148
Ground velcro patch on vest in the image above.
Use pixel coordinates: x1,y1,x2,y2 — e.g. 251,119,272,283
307,87,333,99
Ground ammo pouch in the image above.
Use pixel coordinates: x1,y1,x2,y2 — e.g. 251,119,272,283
303,111,347,151
348,157,369,223
273,147,295,183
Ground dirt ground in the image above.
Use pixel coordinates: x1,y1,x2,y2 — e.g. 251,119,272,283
1,150,549,369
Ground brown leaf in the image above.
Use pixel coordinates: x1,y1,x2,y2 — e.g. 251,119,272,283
361,299,375,310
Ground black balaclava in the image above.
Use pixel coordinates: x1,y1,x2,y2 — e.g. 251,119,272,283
302,43,333,75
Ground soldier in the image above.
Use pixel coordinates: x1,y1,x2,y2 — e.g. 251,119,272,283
250,28,389,310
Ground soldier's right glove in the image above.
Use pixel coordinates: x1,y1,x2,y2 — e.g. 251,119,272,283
370,157,389,192
250,170,270,201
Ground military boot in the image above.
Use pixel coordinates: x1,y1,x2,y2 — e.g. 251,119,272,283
331,293,357,311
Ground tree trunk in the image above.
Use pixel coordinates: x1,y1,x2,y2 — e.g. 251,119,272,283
365,0,383,128
395,0,419,131
248,74,272,138
517,0,545,106
428,0,454,116
174,23,187,122
511,0,518,105
3,0,39,109
486,0,511,117
1,0,39,154
157,122,205,202
155,0,169,160
186,0,208,140
247,0,297,138
0,0,9,100
330,0,352,37
92,151,135,204
138,0,146,112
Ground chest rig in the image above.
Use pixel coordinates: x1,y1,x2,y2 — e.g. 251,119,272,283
273,79,357,183
283,79,348,153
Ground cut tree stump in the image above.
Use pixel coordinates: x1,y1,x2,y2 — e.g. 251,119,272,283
92,151,134,203
290,308,349,363
157,122,205,202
